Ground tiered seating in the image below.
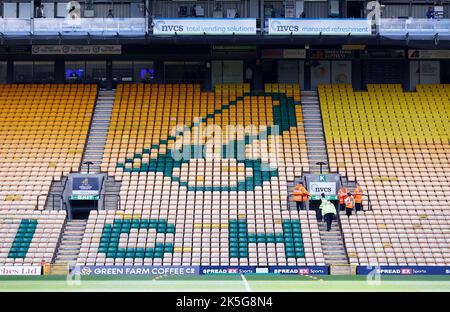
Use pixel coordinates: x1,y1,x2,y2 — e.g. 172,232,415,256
342,212,448,265
0,84,97,210
319,84,450,265
78,210,323,266
0,210,66,265
77,83,323,266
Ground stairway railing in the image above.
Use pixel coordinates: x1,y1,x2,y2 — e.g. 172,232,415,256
37,193,64,211
100,192,121,211
336,214,351,264
52,216,68,264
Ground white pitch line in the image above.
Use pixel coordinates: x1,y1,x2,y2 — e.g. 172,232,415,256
240,274,252,292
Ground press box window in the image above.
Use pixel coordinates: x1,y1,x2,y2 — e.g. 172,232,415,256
112,61,133,83
13,62,33,83
0,62,7,83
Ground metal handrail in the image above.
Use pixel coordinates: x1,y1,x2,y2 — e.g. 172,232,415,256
51,209,68,264
99,192,121,211
37,193,64,211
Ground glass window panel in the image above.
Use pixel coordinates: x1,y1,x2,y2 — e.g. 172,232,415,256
113,61,133,83
331,61,352,84
310,60,331,90
34,61,55,83
134,61,154,83
65,61,86,83
164,61,205,84
222,60,243,84
86,61,107,84
211,60,223,89
276,60,305,90
0,62,7,83
14,61,33,83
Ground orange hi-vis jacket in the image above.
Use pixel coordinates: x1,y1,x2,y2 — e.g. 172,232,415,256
338,188,348,204
292,185,310,202
353,186,364,204
345,196,355,209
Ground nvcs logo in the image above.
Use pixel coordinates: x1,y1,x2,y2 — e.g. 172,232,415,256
154,21,184,33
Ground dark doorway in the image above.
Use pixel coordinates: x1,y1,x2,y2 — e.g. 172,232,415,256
70,200,98,219
261,60,277,85
164,61,206,85
346,1,364,18
441,61,450,83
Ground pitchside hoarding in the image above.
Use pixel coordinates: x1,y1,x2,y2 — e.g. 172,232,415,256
200,266,329,275
71,266,330,275
269,266,329,275
268,19,372,36
73,265,200,276
153,18,257,35
0,266,41,276
357,266,450,275
200,266,258,275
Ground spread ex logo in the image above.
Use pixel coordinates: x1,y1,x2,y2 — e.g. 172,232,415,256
401,268,412,275
298,269,310,275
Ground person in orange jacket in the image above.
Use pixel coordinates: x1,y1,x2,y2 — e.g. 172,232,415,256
344,192,355,217
338,186,348,212
353,183,364,212
292,182,310,211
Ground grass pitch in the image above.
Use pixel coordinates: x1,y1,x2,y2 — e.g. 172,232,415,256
0,275,449,292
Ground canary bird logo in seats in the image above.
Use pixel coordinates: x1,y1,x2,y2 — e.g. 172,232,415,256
117,89,304,192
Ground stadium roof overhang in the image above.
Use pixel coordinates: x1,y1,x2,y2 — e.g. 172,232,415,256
1,34,450,49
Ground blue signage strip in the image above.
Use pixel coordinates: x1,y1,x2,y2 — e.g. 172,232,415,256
199,266,329,275
200,266,257,275
70,265,450,276
357,266,450,275
72,265,200,276
269,266,329,275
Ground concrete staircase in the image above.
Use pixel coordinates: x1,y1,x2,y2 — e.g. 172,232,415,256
301,90,350,266
301,90,329,174
54,220,87,265
317,221,349,265
43,176,68,211
103,175,122,211
81,90,115,173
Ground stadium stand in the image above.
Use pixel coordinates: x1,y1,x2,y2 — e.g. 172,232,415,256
75,83,326,266
319,84,450,265
0,84,97,210
0,210,66,265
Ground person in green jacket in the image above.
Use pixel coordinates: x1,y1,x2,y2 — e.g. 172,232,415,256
319,193,337,231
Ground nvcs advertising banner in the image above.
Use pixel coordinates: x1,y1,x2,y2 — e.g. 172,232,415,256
268,19,372,36
153,19,257,35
